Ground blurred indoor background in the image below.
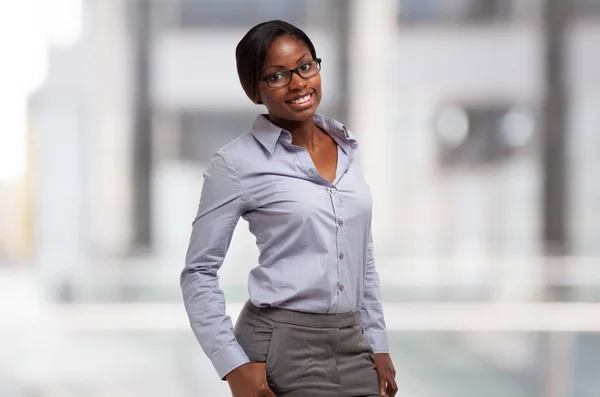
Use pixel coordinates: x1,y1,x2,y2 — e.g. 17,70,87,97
0,0,599,396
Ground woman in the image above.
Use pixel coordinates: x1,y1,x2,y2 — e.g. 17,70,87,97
181,20,397,397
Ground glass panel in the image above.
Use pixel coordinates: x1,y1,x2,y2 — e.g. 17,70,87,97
179,0,307,28
180,111,257,163
396,0,546,23
398,0,511,23
2,328,599,396
575,0,600,15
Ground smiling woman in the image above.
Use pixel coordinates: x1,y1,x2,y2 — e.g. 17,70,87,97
180,20,397,397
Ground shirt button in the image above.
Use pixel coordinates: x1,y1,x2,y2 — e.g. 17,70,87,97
339,284,345,291
337,220,343,226
329,187,338,194
338,253,344,260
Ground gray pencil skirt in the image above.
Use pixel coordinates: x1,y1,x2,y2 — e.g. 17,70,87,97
233,300,381,397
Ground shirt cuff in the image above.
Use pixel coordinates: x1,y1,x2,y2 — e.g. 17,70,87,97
364,330,389,353
212,343,251,380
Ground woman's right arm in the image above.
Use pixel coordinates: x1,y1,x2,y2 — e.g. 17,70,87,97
180,152,251,379
182,152,276,397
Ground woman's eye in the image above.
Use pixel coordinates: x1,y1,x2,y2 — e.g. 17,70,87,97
300,62,313,71
267,73,285,83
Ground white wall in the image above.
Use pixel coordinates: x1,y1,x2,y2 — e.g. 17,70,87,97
151,28,342,111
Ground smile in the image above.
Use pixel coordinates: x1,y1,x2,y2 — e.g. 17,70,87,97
286,92,314,108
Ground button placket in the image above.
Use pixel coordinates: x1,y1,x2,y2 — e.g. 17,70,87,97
330,184,347,306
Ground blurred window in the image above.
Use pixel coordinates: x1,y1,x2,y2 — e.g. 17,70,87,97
575,0,600,15
398,0,515,23
179,111,256,163
399,0,600,23
434,104,537,167
179,0,307,28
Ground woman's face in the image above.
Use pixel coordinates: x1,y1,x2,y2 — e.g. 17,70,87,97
257,35,322,122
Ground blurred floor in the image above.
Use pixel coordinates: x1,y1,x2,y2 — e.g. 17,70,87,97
2,262,600,397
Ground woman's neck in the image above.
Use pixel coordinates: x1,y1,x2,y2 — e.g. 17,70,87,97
268,114,322,151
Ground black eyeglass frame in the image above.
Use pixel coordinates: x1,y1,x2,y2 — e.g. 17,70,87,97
258,58,322,88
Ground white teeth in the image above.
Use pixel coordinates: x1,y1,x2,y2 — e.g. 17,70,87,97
291,94,311,105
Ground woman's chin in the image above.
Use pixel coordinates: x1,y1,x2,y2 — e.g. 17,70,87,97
285,102,320,121
270,108,317,123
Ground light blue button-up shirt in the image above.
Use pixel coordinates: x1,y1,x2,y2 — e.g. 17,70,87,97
181,113,388,379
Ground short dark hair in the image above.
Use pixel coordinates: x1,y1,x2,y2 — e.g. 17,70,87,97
235,20,318,104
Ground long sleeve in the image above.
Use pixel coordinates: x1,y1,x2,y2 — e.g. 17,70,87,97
180,152,250,379
359,231,390,353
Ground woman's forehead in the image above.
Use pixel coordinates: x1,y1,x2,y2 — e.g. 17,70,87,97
264,36,310,66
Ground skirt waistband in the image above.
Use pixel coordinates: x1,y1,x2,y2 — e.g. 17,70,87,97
243,300,361,328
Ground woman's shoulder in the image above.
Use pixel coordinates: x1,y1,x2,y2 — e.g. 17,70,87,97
209,130,264,170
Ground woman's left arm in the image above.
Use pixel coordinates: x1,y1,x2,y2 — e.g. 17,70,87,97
360,232,398,397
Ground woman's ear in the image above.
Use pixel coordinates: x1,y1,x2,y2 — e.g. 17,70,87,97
253,85,263,104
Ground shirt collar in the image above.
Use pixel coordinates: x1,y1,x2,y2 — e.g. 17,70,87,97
250,113,358,155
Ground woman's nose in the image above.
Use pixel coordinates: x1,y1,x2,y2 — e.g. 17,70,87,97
288,72,306,90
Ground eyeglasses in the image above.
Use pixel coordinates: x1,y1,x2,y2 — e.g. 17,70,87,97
259,58,322,88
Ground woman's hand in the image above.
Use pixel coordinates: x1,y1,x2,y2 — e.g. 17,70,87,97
374,353,398,397
226,362,276,397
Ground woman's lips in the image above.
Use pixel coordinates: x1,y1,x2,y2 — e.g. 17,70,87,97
286,92,314,109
